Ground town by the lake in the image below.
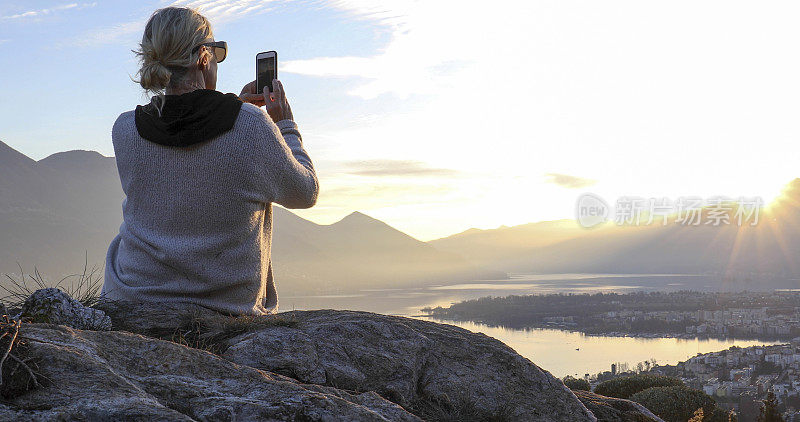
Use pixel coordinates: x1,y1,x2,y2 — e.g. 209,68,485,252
423,290,800,420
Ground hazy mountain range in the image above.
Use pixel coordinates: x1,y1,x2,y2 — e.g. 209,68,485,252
431,180,800,289
3,139,800,296
0,140,502,296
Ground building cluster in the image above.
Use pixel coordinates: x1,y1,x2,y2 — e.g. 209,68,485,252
598,306,799,339
424,291,800,341
658,342,800,420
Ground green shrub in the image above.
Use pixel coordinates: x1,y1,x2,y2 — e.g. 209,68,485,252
630,386,726,422
594,374,684,399
563,376,590,391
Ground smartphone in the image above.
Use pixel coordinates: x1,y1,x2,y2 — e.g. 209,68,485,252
256,51,277,94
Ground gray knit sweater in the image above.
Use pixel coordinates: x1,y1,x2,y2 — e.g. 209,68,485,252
102,102,318,315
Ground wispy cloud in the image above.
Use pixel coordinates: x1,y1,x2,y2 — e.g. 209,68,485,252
316,182,455,208
281,0,479,99
544,173,597,189
72,18,147,48
346,160,459,177
73,0,276,47
1,2,96,20
172,0,275,24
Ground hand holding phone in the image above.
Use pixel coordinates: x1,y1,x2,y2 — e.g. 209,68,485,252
237,78,293,122
240,51,292,121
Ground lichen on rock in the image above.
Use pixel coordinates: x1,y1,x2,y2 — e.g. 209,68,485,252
20,288,111,331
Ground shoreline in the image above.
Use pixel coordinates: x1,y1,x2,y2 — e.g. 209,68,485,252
421,315,794,343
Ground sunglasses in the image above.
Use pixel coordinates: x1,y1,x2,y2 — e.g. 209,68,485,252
191,41,227,63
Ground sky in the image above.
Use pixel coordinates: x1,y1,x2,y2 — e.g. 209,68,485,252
1,0,800,240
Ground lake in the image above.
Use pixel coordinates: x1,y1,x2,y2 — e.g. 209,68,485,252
416,319,779,377
280,273,787,377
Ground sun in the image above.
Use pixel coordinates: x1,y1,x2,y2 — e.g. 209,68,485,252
762,179,800,211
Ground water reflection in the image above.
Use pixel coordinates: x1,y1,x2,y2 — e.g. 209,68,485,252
417,318,781,377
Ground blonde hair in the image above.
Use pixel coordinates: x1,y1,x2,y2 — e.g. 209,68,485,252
133,7,213,111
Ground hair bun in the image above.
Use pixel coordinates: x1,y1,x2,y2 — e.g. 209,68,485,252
138,60,172,92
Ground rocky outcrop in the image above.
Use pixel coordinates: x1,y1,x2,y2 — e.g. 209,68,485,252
573,390,664,422
1,323,418,421
0,291,659,421
220,310,593,421
98,302,596,421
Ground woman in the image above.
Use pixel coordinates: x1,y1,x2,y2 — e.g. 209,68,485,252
102,7,318,315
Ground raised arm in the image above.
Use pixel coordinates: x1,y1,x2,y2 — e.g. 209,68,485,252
239,79,318,208
243,113,318,208
269,118,318,209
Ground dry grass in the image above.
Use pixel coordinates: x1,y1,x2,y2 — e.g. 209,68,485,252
0,315,47,399
409,392,514,422
1,252,102,311
167,311,300,354
94,299,300,355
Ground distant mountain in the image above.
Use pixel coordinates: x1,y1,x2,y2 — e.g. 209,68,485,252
432,180,800,287
429,219,586,271
0,142,129,288
0,140,61,209
272,209,497,293
513,183,800,279
0,141,502,296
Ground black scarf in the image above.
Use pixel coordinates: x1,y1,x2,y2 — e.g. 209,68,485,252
134,89,243,147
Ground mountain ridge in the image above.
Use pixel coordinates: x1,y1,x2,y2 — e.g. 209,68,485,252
432,179,800,287
0,143,503,295
7,141,800,293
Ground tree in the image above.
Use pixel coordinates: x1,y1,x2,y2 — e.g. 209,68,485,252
629,386,727,422
562,376,590,391
757,391,784,422
594,374,684,399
